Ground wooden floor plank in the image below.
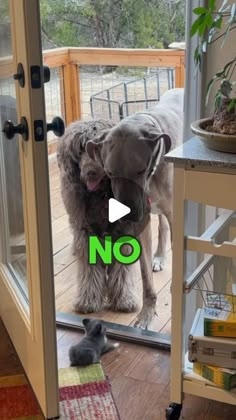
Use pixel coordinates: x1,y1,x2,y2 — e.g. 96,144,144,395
53,244,77,276
52,226,73,255
51,200,66,220
111,376,167,420
159,318,171,335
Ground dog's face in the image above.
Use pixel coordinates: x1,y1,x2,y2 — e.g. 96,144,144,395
86,122,171,222
80,152,106,192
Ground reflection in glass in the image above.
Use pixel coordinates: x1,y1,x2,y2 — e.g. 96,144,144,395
0,0,28,298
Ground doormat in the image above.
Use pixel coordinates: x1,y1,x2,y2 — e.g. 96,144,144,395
0,364,120,419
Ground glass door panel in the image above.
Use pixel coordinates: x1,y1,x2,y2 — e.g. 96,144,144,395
0,1,59,417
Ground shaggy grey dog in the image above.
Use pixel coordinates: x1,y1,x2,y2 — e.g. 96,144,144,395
57,119,138,314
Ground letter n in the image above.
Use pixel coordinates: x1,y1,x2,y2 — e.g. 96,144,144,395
88,236,112,264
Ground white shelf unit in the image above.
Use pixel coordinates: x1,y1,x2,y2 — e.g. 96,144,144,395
184,353,236,406
166,144,236,419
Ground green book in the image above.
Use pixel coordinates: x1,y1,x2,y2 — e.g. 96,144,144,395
193,362,236,391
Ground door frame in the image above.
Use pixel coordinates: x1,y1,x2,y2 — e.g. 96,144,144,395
0,1,58,417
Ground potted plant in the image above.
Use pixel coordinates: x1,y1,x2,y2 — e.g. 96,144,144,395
190,0,236,153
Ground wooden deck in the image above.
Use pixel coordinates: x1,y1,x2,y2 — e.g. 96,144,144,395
49,155,172,335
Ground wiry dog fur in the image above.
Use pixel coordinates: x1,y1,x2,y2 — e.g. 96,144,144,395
57,119,138,315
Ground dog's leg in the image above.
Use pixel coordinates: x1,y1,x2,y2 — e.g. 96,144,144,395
73,232,106,313
107,257,139,313
152,214,169,272
135,217,157,329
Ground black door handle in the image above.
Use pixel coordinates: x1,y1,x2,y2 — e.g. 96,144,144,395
2,117,28,141
47,116,65,137
43,65,50,83
14,63,50,88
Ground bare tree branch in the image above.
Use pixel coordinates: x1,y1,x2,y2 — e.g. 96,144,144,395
41,26,58,48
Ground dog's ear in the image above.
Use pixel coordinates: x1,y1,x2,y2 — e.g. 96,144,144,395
140,127,171,154
86,140,103,163
144,132,172,180
82,318,91,329
157,133,171,154
86,130,110,163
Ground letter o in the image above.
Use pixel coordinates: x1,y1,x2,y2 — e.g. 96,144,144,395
113,236,141,264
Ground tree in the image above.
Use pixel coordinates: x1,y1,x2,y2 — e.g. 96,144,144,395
0,0,12,56
40,0,185,50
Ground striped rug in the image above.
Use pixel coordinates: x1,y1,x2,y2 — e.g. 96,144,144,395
0,364,120,419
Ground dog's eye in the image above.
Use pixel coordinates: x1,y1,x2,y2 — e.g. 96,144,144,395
137,169,146,176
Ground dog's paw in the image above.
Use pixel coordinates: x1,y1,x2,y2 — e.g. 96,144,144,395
133,297,157,329
134,309,155,329
73,297,103,314
152,256,166,272
110,295,139,313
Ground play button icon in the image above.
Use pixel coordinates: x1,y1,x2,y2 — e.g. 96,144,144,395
108,198,131,223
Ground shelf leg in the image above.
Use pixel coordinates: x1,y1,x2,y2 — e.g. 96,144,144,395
170,167,186,404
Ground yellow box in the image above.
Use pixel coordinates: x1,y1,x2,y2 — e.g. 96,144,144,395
193,362,236,391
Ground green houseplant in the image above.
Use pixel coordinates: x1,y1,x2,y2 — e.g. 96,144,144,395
190,0,236,152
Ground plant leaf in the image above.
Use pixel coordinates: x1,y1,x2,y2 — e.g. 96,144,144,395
209,0,216,11
198,19,207,36
208,27,216,43
215,69,226,77
220,79,232,97
214,15,223,29
231,3,236,20
202,40,207,52
206,13,214,27
227,99,236,112
214,91,222,109
219,0,229,13
206,77,216,104
194,45,201,65
193,7,208,15
190,15,206,37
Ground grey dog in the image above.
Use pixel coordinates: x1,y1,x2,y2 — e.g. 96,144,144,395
57,119,141,316
86,88,184,328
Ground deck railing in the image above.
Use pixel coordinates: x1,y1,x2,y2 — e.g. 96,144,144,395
0,47,185,154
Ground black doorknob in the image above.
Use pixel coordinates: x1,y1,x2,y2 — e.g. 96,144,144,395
47,116,65,137
43,65,50,83
13,63,25,87
2,117,28,141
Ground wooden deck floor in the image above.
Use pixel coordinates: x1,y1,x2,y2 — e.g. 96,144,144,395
49,156,172,335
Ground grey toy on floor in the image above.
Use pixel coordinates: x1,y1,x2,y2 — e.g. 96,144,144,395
69,318,119,366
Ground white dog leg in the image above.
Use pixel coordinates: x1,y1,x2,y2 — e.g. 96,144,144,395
152,214,169,271
135,219,157,329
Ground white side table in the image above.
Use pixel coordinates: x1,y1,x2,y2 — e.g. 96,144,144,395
164,137,236,419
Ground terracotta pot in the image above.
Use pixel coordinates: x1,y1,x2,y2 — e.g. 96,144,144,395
191,118,236,153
